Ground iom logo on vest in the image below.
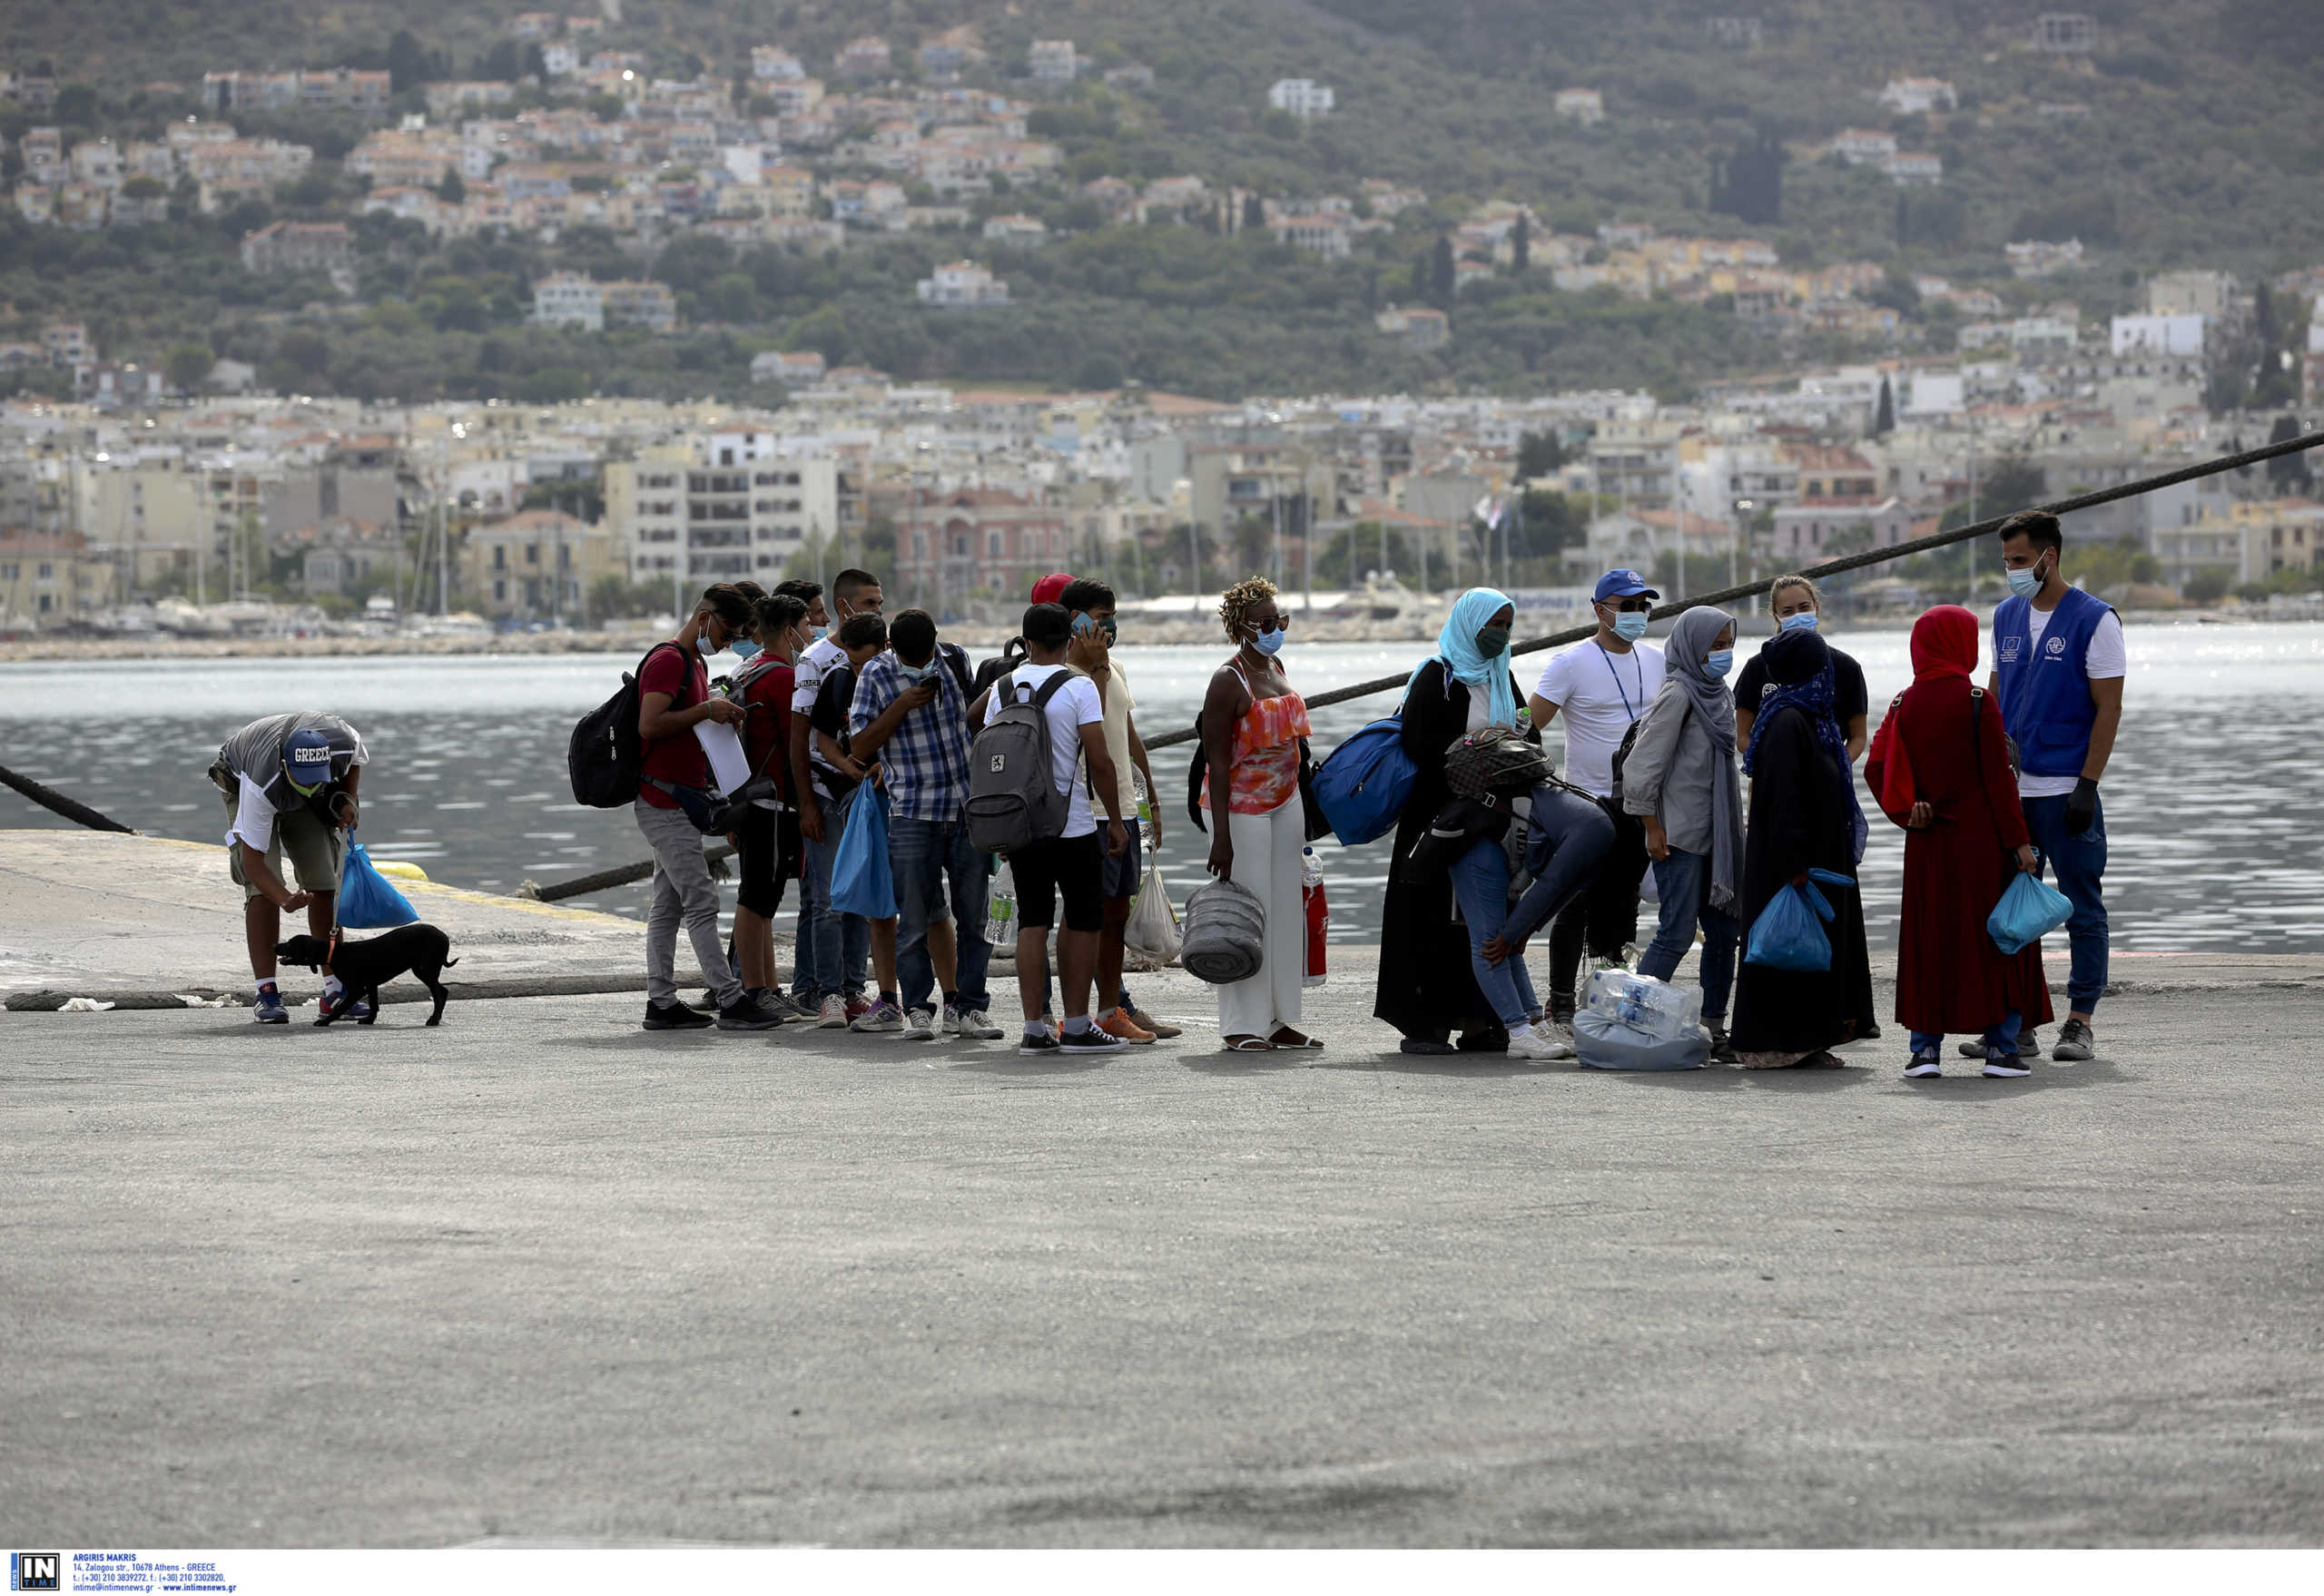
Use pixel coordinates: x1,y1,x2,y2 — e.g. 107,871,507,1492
2046,635,2069,656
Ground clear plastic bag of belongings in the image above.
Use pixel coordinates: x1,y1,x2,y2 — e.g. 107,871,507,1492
1584,967,1702,1042
1180,876,1265,985
1123,860,1183,962
1988,870,2073,956
1742,868,1855,972
1575,1007,1710,1070
984,862,1019,948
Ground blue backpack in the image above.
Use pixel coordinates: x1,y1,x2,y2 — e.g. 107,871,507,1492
1309,714,1417,846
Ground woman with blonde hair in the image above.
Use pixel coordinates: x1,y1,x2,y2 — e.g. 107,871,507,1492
1195,576,1317,1052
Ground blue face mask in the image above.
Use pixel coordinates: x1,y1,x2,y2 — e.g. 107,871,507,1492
896,661,931,684
1705,648,1734,677
1249,625,1285,656
1778,610,1819,634
810,625,829,643
2004,557,2047,600
730,638,761,661
1610,610,1649,642
696,633,721,658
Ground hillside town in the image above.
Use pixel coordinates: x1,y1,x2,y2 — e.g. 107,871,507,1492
0,14,2274,366
5,253,2320,640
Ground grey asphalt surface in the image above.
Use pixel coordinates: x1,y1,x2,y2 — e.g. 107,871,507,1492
4,958,2321,1548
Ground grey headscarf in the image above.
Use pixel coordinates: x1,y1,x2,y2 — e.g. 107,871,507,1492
1665,606,1744,910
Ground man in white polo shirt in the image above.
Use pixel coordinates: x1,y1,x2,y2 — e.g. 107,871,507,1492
1524,567,1667,1032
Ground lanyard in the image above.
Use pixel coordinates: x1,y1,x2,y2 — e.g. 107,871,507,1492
1595,641,1643,720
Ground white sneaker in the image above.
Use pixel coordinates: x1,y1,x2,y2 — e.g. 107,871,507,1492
901,1007,937,1041
956,1008,1004,1040
1508,1024,1575,1063
815,994,850,1028
940,1002,961,1035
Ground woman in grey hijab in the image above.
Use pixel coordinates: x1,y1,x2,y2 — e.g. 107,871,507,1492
1617,605,1744,1063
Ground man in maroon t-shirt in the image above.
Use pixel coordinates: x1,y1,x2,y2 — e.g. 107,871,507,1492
635,584,785,1032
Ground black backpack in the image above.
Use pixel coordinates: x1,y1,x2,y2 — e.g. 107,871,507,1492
568,642,687,808
1609,696,1689,815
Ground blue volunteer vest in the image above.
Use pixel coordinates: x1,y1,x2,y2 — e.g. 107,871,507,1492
1993,584,2112,779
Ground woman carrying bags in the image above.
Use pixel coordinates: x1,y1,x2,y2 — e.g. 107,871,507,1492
1618,606,1745,1066
1865,606,2052,1079
1198,577,1318,1052
1728,627,1876,1069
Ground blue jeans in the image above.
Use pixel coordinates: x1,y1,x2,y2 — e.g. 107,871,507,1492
1505,786,1618,948
1636,847,1740,1023
1913,1011,2021,1056
1451,835,1540,1030
793,790,870,1004
889,814,992,1016
2024,791,2108,1015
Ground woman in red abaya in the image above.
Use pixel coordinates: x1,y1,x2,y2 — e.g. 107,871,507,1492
1866,605,2053,1079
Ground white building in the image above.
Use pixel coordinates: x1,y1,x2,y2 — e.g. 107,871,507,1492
1876,76,1958,114
530,271,604,331
2112,313,2206,358
606,447,839,584
2005,238,2083,278
1029,40,1080,84
751,45,806,81
1879,151,1944,186
1266,79,1335,120
916,260,1009,309
1553,88,1604,125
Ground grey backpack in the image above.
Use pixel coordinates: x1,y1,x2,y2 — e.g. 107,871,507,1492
967,668,1073,852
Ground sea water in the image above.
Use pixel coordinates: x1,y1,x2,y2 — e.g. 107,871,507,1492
5,623,2322,952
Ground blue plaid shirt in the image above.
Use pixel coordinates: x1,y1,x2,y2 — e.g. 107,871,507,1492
848,648,972,823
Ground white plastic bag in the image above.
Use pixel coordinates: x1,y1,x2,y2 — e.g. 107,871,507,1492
1123,860,1182,963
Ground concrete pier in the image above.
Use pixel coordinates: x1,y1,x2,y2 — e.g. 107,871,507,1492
5,850,2322,1546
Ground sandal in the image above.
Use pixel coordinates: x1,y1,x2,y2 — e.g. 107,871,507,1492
1269,1028,1324,1050
1222,1035,1275,1051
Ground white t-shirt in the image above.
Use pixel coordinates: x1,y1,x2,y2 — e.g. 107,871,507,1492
791,635,849,801
2017,606,2125,799
1008,663,1104,839
1533,640,1667,798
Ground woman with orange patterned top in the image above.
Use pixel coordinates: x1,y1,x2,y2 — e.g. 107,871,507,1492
1197,576,1317,1052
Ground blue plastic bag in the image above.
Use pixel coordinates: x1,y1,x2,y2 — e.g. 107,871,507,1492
1743,868,1854,972
338,842,419,929
830,786,898,919
1310,714,1416,846
1989,870,2073,955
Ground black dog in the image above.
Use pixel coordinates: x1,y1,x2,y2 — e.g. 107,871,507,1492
276,927,458,1027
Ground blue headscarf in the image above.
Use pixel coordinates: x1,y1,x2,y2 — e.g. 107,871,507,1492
1744,629,1866,864
1427,586,1519,727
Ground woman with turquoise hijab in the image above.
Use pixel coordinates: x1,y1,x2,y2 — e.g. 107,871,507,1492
1374,587,1590,1062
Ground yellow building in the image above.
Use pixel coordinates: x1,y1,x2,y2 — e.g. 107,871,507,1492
0,533,117,628
461,509,610,618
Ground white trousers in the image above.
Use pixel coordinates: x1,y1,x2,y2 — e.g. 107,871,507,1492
1218,795,1305,1039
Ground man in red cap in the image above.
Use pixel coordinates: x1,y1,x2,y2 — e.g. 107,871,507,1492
1029,571,1073,606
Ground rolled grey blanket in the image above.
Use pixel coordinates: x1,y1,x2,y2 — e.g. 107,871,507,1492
1179,876,1266,985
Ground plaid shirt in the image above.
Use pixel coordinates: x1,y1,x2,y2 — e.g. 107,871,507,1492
848,648,972,823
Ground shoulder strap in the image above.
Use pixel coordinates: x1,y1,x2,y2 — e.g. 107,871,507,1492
940,642,971,699
1031,669,1072,709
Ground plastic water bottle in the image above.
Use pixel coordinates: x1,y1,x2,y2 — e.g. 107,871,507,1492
984,868,1017,947
1137,795,1157,852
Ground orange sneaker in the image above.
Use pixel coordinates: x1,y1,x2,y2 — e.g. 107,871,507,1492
1098,1007,1157,1044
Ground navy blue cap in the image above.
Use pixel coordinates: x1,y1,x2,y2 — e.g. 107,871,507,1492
1594,568,1659,602
281,729,336,793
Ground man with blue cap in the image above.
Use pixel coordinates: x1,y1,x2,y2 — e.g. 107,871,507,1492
210,712,369,1023
1523,567,1666,1035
